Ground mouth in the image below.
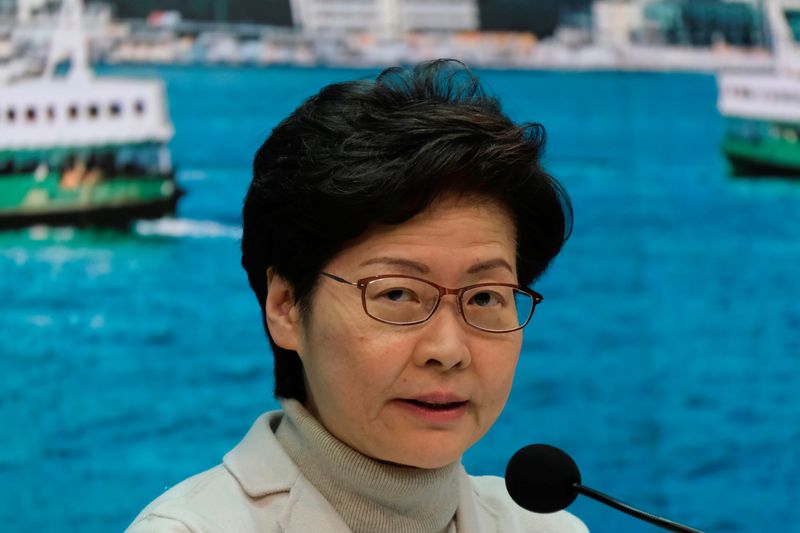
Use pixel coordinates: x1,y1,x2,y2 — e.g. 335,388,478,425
401,399,468,411
394,394,470,423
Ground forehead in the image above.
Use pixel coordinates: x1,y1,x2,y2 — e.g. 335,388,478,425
328,195,518,276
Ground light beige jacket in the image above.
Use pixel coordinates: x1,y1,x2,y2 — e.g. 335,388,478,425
127,411,588,533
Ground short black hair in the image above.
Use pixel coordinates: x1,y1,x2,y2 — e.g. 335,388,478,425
241,59,572,402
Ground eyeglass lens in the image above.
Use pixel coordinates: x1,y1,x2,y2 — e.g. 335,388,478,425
363,277,534,332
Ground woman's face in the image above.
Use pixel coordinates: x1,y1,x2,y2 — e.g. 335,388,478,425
292,196,522,468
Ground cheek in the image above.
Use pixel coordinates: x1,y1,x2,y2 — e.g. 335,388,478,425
304,316,409,402
479,337,521,404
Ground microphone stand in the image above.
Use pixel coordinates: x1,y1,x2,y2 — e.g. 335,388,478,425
574,484,705,533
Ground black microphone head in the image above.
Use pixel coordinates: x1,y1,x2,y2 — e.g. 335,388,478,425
505,444,581,514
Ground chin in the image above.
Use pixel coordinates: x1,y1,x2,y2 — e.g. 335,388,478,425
408,455,460,469
381,454,459,470
379,443,465,469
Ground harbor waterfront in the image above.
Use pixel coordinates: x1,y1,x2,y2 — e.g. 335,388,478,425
1,65,799,532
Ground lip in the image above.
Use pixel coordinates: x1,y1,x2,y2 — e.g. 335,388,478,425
409,391,468,404
393,392,469,425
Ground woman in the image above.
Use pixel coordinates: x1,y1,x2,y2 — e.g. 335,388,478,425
128,60,586,533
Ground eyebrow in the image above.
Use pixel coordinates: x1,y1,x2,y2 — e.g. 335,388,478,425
358,257,514,275
466,258,514,275
359,257,430,274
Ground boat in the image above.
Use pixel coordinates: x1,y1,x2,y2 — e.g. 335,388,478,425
0,0,182,230
717,0,800,175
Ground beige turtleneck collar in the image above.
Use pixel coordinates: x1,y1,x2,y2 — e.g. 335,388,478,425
275,399,460,533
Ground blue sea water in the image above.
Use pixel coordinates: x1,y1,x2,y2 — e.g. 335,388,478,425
1,65,799,532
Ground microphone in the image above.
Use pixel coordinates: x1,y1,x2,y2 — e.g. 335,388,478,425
505,444,705,533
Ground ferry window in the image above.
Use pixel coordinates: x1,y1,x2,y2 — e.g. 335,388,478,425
134,100,146,114
6,108,15,122
88,104,99,119
26,108,36,121
109,102,122,117
47,106,56,120
68,105,79,120
785,10,800,42
117,144,159,175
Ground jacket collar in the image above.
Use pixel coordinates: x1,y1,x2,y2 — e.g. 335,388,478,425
223,410,298,497
456,470,495,533
222,411,358,531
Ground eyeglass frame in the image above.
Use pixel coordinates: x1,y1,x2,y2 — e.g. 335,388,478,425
320,271,543,333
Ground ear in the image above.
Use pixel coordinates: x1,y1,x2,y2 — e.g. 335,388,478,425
265,267,303,353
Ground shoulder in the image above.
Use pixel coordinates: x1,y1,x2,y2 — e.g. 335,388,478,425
126,464,288,533
469,475,589,533
127,411,295,533
124,465,232,532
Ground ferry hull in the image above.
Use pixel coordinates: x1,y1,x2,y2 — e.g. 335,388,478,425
0,188,183,230
0,169,185,230
724,150,800,176
721,116,800,176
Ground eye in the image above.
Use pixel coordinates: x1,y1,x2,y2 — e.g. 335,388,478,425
468,290,505,307
376,287,419,303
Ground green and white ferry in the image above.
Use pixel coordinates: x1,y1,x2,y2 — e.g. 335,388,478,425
718,0,800,175
0,0,181,229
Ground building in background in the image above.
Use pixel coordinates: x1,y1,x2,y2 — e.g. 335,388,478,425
643,0,765,47
98,0,578,37
592,0,647,47
0,0,779,69
588,0,765,48
478,0,595,38
101,0,293,27
478,0,559,36
9,0,46,21
289,0,478,39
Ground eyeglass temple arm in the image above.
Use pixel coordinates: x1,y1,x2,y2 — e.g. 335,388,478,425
320,271,357,286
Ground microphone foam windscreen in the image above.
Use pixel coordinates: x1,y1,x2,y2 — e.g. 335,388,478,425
505,444,581,513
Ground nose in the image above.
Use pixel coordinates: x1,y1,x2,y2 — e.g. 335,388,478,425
411,296,472,371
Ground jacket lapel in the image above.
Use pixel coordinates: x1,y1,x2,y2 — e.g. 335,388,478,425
224,411,353,532
455,467,495,533
276,476,353,532
224,411,298,497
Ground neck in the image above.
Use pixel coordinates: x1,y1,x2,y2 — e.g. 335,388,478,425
276,399,460,533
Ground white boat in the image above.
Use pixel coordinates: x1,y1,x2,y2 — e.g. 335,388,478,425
717,0,800,175
0,0,182,229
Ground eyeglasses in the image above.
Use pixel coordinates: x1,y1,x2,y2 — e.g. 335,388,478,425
320,272,543,333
